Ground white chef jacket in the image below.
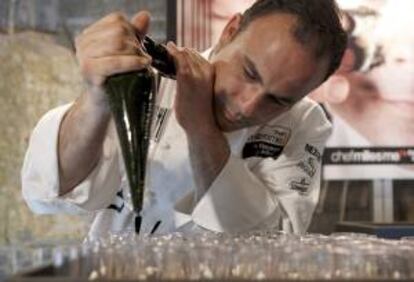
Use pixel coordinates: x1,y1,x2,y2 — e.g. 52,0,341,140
21,77,332,239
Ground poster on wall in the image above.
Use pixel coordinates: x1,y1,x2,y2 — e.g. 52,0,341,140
211,0,254,43
311,0,414,179
210,0,414,179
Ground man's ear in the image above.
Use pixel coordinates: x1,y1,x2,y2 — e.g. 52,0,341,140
217,13,243,46
336,49,356,74
309,75,350,104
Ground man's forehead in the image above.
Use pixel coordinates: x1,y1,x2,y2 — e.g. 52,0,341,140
243,12,298,34
246,47,327,100
240,13,304,60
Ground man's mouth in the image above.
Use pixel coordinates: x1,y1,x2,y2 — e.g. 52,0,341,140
217,98,243,121
214,95,251,129
222,108,239,123
214,103,243,131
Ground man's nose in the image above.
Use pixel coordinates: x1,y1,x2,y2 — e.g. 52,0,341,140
235,85,262,115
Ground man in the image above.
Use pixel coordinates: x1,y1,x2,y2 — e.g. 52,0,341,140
22,0,347,238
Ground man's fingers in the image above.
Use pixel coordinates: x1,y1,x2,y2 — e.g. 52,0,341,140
77,26,139,54
75,11,155,87
185,47,205,69
166,41,180,58
82,12,128,35
131,11,151,37
166,42,194,76
81,55,151,82
167,42,211,80
80,40,141,59
166,42,191,65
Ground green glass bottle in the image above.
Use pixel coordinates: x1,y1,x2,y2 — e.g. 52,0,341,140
104,37,175,233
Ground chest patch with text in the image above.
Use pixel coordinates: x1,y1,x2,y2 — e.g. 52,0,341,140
242,126,291,159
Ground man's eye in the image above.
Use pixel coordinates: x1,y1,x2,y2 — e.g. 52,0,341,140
243,66,257,81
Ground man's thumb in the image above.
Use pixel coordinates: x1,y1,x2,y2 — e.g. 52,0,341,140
131,11,151,37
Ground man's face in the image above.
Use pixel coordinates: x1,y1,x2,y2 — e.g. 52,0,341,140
210,13,329,132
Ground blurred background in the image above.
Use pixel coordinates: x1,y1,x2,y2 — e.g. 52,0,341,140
0,0,413,245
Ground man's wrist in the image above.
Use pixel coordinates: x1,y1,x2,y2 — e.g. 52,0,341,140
185,118,231,202
183,117,222,140
81,85,111,119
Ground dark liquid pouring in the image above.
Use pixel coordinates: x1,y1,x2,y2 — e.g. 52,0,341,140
104,37,175,233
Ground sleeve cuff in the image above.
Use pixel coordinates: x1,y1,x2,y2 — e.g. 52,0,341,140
21,104,120,214
21,104,82,214
174,156,278,233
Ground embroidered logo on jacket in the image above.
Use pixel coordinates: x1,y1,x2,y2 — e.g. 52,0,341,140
289,177,312,196
305,144,322,162
297,157,317,177
242,126,291,159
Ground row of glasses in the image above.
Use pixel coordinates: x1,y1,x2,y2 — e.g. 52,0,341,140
4,231,414,280
71,231,414,280
0,239,79,279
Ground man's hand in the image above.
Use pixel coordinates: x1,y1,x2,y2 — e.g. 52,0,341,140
58,11,152,195
166,42,230,202
166,42,217,133
74,11,152,106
